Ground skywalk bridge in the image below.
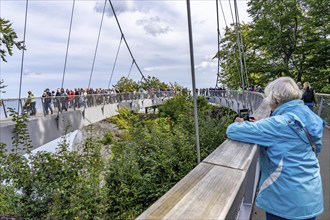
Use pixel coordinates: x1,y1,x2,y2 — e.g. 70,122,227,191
0,91,174,154
0,91,329,219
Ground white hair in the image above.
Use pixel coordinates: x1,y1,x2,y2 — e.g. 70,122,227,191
264,77,302,108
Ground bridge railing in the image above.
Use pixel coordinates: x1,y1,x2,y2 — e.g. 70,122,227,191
205,89,329,124
315,93,330,124
204,90,264,114
0,91,176,120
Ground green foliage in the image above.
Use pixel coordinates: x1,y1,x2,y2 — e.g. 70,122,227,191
106,116,195,219
169,82,185,93
105,94,235,218
99,130,114,145
216,0,329,91
0,184,19,215
0,124,108,219
112,75,184,93
113,76,139,92
0,18,25,62
139,76,169,90
8,108,32,154
0,79,6,93
108,108,139,130
158,94,193,122
320,84,330,94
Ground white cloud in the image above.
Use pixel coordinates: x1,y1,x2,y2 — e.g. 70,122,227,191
195,60,218,70
136,16,171,36
95,0,147,17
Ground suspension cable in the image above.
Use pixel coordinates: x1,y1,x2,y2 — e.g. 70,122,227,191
228,0,235,25
219,0,228,28
228,0,242,83
61,0,75,90
228,0,244,88
233,0,245,89
234,0,249,88
88,0,107,89
107,35,123,89
218,0,243,88
108,0,148,83
215,0,221,88
127,59,135,79
17,0,29,114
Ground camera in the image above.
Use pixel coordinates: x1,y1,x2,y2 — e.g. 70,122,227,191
238,108,250,121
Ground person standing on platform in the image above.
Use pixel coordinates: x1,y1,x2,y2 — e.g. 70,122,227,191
42,88,53,115
227,77,324,220
302,82,318,111
27,91,36,115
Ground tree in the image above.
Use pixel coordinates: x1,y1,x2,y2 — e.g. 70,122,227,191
112,76,139,92
139,76,169,90
0,18,25,62
0,79,7,93
296,0,330,92
213,25,243,88
214,24,271,89
215,0,329,92
248,0,303,76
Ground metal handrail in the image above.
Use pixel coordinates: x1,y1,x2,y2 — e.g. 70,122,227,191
200,89,329,124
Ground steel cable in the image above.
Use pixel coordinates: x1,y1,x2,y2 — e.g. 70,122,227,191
107,35,123,89
88,0,107,89
18,0,29,114
61,0,75,90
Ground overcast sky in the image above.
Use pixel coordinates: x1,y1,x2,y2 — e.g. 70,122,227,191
1,0,250,99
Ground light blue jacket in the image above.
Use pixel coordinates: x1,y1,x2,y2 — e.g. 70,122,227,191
226,100,324,219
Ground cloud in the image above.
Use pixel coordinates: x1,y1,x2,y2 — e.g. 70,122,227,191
95,1,171,37
23,70,42,76
195,58,218,71
136,17,171,36
94,0,147,17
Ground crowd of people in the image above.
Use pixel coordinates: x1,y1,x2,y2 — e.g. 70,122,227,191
22,80,318,116
23,87,177,116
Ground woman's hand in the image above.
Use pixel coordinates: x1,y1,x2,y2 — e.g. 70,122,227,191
234,117,259,123
234,117,244,123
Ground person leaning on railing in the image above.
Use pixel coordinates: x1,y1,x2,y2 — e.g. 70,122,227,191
227,77,324,220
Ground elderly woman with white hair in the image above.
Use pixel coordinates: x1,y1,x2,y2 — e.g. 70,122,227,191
227,77,324,220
